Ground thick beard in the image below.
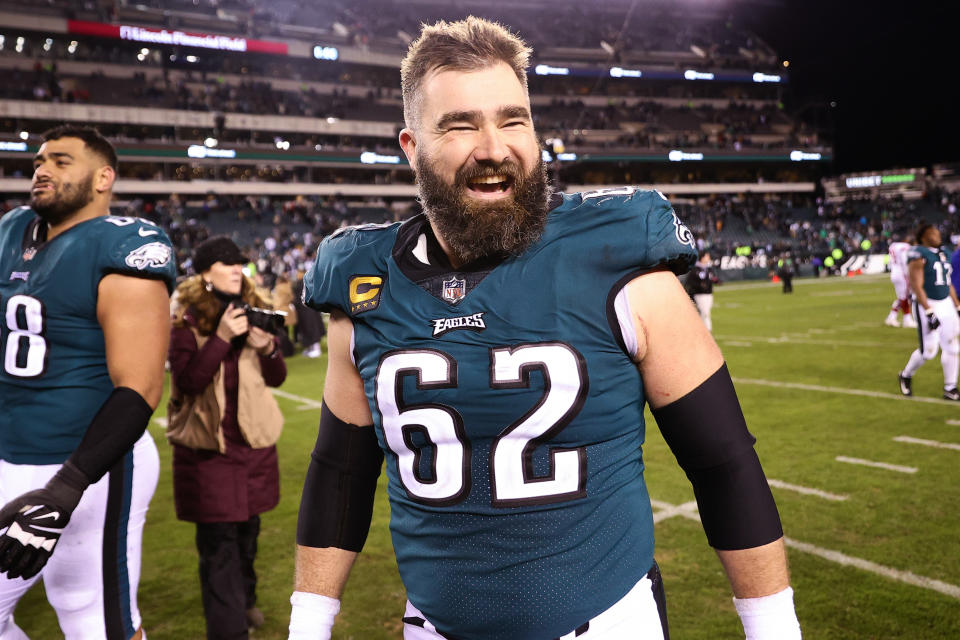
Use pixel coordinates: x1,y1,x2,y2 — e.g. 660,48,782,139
29,173,95,226
416,154,551,264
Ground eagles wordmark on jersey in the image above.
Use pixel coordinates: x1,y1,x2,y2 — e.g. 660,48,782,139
304,187,696,639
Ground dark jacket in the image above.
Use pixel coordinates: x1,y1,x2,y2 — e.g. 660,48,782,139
169,316,286,523
684,263,719,296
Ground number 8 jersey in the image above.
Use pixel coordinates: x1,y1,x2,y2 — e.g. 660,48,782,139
304,189,697,640
0,207,176,465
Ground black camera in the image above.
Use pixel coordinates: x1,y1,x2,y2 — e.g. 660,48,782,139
240,304,287,335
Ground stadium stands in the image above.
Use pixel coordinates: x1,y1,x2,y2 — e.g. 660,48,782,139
2,0,956,283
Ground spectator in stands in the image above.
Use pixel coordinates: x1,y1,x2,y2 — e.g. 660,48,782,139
165,236,286,639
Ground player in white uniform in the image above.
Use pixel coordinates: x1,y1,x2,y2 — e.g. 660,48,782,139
885,239,916,327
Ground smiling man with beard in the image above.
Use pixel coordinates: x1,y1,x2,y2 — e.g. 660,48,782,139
0,126,176,640
291,17,801,640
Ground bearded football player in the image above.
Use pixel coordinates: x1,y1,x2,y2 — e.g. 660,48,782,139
290,17,801,640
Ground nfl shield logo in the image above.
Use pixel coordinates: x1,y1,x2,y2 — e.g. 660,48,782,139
22,247,37,261
442,276,466,303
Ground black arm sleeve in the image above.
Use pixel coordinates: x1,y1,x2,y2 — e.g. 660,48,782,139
651,364,783,550
297,403,384,552
67,387,154,485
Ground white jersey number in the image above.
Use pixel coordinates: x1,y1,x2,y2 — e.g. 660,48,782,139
2,294,47,378
933,260,953,287
376,343,588,507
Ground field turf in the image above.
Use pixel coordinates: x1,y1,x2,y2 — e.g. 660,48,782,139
16,273,960,639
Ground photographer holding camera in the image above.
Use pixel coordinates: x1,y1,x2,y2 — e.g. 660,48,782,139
167,236,286,639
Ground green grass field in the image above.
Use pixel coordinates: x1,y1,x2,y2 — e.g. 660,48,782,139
15,273,960,639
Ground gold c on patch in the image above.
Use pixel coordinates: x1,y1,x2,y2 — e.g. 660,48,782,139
349,275,384,314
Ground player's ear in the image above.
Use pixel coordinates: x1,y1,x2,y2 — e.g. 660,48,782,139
94,165,116,194
399,128,417,171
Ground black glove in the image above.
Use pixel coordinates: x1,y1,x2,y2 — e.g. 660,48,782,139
925,309,940,330
0,462,88,579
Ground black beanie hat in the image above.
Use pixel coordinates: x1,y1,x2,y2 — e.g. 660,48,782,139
193,236,247,274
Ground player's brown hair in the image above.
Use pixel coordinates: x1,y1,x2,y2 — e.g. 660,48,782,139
400,16,532,130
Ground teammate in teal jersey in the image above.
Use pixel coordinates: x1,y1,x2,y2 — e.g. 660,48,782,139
289,18,800,640
898,223,960,400
0,127,176,639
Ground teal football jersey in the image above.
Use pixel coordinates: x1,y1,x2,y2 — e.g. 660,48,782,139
304,188,697,639
908,245,952,300
0,207,176,464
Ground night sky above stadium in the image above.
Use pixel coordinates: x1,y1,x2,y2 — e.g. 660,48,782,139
740,0,953,173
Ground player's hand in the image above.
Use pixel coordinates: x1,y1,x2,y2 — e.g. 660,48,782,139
0,462,87,580
248,326,275,355
924,309,940,330
216,303,249,341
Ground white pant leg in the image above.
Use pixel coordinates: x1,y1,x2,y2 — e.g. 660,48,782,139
933,299,960,387
916,301,942,360
693,293,714,331
557,573,665,640
1,433,159,640
891,271,909,302
0,461,47,640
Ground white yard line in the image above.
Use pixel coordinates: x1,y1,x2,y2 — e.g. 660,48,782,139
718,274,888,292
767,479,848,501
271,388,324,410
651,500,699,523
893,436,960,452
785,539,960,600
835,456,917,474
732,377,960,406
947,420,960,426
152,417,167,428
650,499,960,600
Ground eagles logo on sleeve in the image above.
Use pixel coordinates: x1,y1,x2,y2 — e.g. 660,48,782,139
124,242,173,270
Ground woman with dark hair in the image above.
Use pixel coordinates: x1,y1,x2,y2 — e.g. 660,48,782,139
166,236,286,639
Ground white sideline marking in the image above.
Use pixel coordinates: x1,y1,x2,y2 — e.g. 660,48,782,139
732,377,960,407
894,436,960,452
767,479,848,501
271,389,324,410
835,456,917,474
947,420,960,426
718,335,891,348
651,499,960,600
152,417,167,427
723,341,754,347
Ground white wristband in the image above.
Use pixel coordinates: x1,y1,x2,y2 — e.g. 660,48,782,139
289,591,340,640
733,586,801,640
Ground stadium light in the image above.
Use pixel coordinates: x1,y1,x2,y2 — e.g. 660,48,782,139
18,130,29,141
204,137,218,148
326,117,338,124
15,37,24,53
185,55,198,63
0,35,4,51
67,40,78,54
43,38,53,52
